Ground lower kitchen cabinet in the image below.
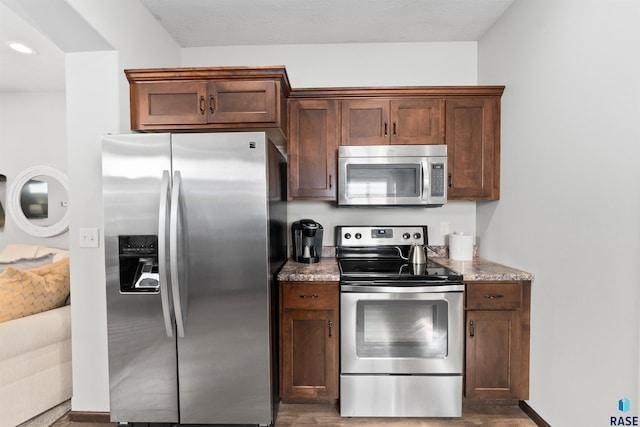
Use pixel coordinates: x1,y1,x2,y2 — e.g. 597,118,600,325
464,281,531,400
279,281,339,401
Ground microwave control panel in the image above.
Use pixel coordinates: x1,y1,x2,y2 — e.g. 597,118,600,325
431,163,445,197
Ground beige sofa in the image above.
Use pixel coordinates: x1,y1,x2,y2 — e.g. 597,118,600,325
0,245,72,427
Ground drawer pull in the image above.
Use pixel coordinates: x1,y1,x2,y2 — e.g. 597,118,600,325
484,293,504,300
299,294,319,299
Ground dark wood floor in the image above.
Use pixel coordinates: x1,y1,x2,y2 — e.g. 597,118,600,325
51,403,537,427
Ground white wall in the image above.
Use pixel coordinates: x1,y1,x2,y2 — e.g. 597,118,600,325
60,1,181,412
183,42,479,246
65,50,119,411
477,1,640,426
182,42,477,88
0,91,69,249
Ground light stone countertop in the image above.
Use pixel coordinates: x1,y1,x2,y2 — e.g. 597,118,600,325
277,256,533,283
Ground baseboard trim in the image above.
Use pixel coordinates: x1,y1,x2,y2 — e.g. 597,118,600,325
68,403,550,426
519,401,551,427
68,411,111,423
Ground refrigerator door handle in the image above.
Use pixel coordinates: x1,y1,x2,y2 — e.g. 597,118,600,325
158,170,174,338
170,170,186,338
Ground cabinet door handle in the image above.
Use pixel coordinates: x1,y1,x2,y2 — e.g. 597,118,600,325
329,174,333,189
209,95,215,113
199,96,205,114
484,294,504,300
448,172,453,188
329,320,333,338
393,121,397,136
298,294,319,299
384,122,388,137
469,320,475,338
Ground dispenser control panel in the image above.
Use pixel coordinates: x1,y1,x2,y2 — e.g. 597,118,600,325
118,235,160,294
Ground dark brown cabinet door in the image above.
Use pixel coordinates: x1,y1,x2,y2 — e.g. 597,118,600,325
465,310,522,400
341,98,444,146
280,282,339,401
390,98,444,145
446,97,500,200
135,81,208,126
341,99,390,146
207,80,276,124
288,99,338,200
281,308,338,399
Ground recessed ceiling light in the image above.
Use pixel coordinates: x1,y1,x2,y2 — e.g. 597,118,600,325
7,42,36,55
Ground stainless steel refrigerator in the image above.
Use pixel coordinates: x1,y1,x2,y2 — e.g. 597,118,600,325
102,132,287,425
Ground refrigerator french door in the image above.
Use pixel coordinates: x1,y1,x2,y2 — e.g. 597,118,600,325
102,132,285,425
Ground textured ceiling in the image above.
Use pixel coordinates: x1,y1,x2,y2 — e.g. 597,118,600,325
140,0,515,46
0,0,514,92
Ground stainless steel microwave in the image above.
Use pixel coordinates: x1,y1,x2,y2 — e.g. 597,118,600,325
338,145,447,207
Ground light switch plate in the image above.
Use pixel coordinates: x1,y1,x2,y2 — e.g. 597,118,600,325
79,227,100,248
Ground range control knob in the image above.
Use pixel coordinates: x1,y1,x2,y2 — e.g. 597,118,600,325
402,233,411,239
414,233,422,239
344,233,352,240
355,233,362,239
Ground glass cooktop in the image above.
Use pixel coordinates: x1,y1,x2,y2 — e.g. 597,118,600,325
338,258,462,281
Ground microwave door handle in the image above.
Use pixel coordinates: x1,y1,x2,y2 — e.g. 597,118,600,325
422,159,430,201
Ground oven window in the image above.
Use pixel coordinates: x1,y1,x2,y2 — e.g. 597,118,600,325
346,164,420,198
356,300,448,358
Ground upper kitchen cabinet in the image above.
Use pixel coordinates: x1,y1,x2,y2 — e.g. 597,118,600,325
341,98,444,146
445,94,502,201
125,66,291,137
288,99,339,200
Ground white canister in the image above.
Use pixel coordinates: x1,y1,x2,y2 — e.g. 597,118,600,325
449,232,474,261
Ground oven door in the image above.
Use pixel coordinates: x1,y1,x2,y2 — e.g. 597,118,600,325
341,284,463,375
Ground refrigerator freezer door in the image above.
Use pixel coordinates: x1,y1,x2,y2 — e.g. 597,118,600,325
102,134,179,423
171,133,273,425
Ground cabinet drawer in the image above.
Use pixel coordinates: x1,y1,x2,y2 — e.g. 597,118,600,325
282,283,339,309
466,282,522,310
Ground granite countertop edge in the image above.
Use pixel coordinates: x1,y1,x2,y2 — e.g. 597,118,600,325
277,256,533,283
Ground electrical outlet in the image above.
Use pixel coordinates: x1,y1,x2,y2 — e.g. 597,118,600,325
440,222,450,235
79,227,100,248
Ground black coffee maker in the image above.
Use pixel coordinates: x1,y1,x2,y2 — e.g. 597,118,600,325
292,219,323,264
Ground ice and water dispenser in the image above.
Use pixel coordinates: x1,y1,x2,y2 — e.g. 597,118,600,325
118,235,160,293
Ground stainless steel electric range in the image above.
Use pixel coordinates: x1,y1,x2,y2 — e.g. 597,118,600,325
337,225,464,418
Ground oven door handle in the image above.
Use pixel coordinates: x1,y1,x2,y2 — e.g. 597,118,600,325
341,283,464,293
